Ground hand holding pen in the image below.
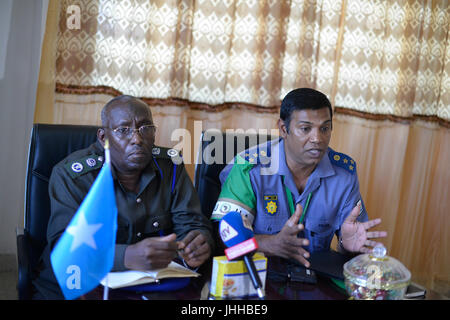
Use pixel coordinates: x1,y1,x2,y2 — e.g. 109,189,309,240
123,233,178,270
177,230,211,268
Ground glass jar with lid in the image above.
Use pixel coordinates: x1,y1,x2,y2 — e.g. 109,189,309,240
343,245,411,300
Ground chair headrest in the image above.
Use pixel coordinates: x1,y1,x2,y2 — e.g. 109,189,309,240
24,124,99,257
194,130,274,219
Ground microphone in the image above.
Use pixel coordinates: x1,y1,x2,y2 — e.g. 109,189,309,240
219,211,265,299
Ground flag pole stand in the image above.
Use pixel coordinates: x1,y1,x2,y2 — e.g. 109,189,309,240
103,139,111,301
103,274,109,300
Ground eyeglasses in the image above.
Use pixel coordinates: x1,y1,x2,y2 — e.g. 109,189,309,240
108,124,157,138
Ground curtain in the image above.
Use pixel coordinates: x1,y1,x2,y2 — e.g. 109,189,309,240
34,0,449,295
49,0,449,123
330,115,449,294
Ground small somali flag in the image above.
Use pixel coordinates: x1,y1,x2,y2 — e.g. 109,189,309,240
50,141,117,300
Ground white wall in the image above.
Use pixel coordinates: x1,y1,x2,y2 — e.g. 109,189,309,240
0,0,48,255
0,1,13,80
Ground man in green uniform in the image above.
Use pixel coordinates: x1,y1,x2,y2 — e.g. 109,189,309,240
32,95,213,299
212,88,387,268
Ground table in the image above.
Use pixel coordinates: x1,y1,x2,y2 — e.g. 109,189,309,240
84,257,348,300
85,276,347,300
83,257,446,301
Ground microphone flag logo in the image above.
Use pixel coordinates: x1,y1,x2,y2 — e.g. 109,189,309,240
219,220,238,242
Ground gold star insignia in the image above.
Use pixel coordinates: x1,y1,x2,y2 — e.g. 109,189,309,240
349,165,354,171
343,158,348,163
266,201,277,215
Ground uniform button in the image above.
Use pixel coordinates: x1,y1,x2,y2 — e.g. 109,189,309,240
153,221,159,228
136,198,142,203
136,232,142,238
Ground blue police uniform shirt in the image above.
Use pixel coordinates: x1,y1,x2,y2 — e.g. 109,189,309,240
215,138,368,253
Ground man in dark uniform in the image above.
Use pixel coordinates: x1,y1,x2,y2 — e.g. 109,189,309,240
32,95,213,299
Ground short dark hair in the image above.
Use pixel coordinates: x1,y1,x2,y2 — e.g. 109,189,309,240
280,88,333,133
101,95,146,127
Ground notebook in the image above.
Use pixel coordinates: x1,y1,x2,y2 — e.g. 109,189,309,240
101,261,200,289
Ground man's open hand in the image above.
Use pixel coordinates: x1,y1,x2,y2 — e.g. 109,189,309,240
256,204,311,268
341,202,387,253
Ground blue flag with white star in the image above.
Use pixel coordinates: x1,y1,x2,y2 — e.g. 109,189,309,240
50,157,117,300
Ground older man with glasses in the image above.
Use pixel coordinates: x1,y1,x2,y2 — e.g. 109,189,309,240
32,95,213,299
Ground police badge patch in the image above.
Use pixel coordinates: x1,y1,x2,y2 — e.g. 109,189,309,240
152,147,160,155
167,149,178,157
65,154,103,178
85,158,96,167
264,195,278,216
71,162,83,173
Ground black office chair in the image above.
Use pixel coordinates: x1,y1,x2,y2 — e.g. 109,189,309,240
17,126,272,298
16,124,99,300
193,130,274,254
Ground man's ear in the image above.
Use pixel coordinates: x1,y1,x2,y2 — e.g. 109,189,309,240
97,128,106,147
278,118,288,139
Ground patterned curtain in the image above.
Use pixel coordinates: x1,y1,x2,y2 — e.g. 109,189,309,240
53,0,449,124
335,0,449,123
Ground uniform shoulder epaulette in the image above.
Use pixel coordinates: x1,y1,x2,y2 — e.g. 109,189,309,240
240,141,272,165
328,148,356,174
64,154,104,179
152,146,181,160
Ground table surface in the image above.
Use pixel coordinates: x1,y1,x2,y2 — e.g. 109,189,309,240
83,257,447,301
86,275,347,300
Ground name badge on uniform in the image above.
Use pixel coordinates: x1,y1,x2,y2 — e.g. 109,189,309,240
264,195,278,216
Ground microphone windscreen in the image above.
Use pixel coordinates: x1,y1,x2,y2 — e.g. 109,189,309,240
219,211,254,248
